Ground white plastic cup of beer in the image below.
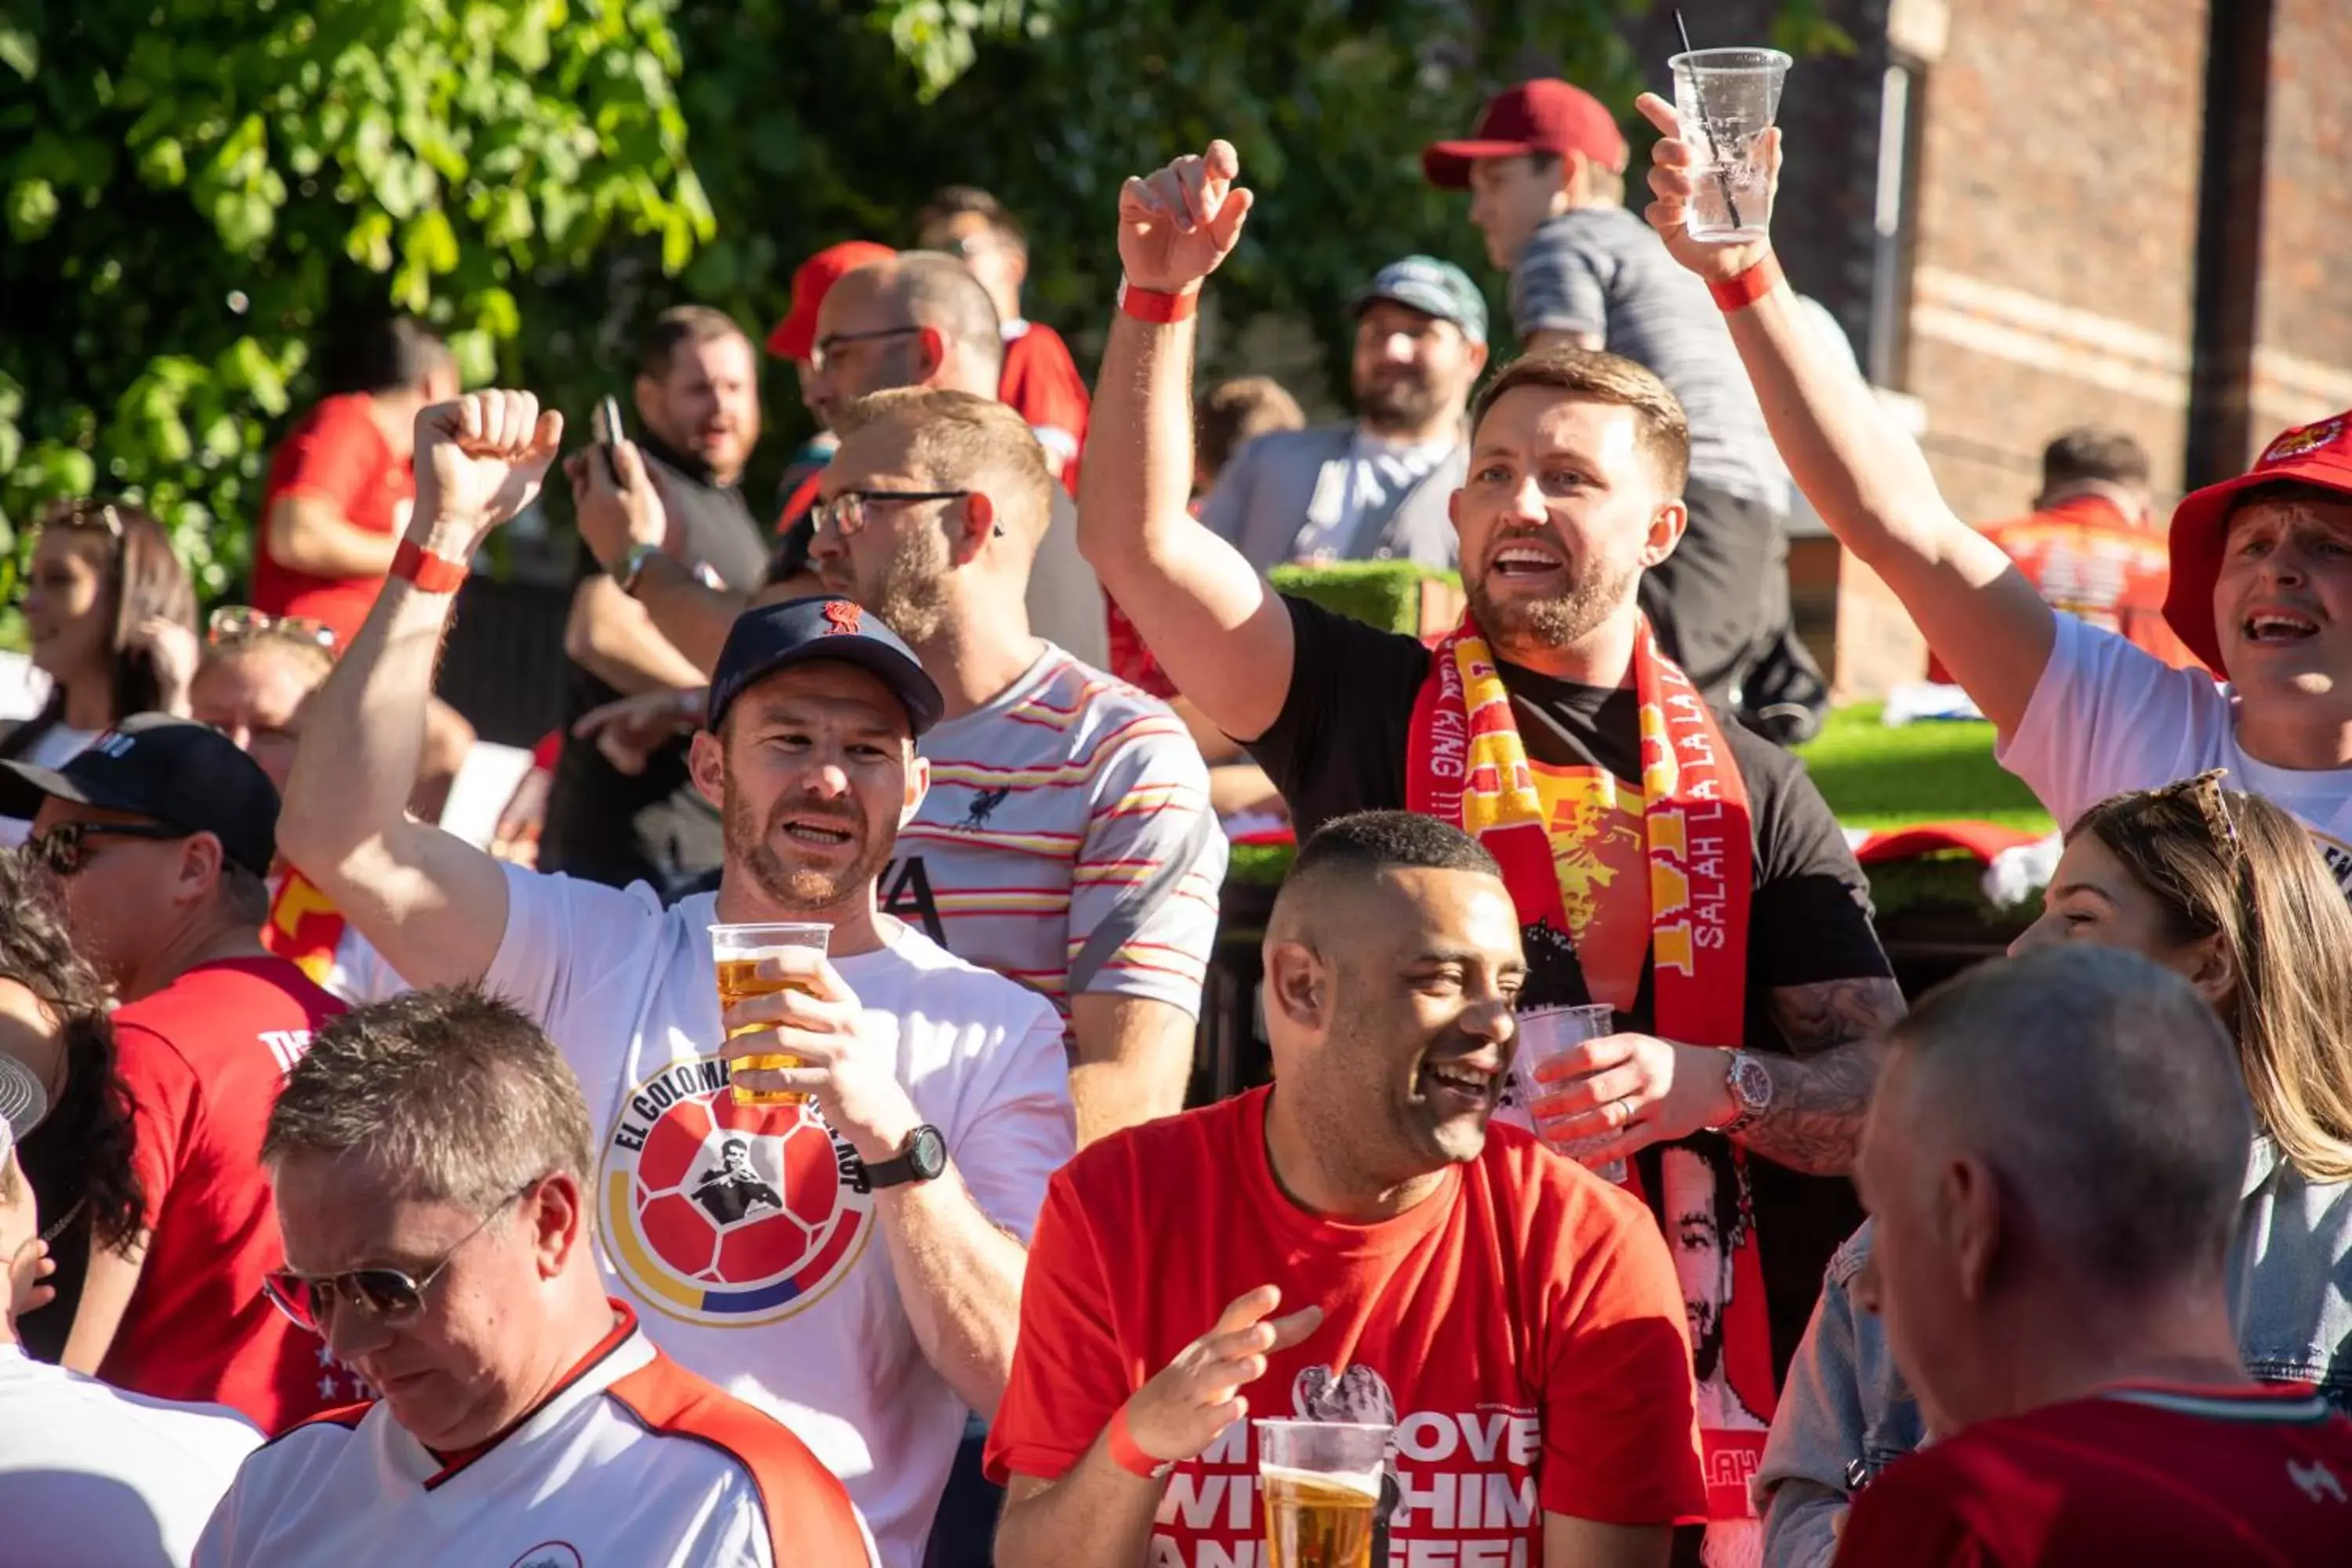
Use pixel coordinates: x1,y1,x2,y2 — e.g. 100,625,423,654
1668,46,1793,244
1512,1002,1630,1185
1254,1419,1392,1568
709,922,829,1108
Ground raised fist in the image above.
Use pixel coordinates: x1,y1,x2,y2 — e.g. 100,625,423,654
412,390,565,543
1116,140,1255,296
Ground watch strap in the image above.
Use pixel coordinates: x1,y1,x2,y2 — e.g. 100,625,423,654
863,1124,943,1189
391,538,470,593
1116,278,1200,325
1710,1051,1769,1136
1106,1403,1175,1482
613,541,662,596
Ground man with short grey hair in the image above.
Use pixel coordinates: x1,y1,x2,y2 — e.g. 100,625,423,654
199,986,876,1568
1838,946,2352,1565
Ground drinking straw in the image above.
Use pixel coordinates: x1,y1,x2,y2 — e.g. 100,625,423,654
1674,10,1747,230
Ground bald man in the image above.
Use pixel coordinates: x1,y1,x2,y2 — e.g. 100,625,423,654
1838,946,2352,1565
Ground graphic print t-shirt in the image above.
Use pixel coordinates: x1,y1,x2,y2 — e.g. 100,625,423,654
482,866,1074,1568
1247,595,1893,1368
104,956,349,1431
985,1087,1708,1562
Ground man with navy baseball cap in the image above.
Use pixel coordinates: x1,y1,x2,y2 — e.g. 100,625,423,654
278,388,1075,1567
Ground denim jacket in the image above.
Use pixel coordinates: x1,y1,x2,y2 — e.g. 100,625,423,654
1754,1139,2352,1568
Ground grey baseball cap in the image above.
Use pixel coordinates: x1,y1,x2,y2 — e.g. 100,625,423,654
0,1055,46,1162
1351,256,1489,345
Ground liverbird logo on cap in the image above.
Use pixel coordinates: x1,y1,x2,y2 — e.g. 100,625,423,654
2259,416,2344,469
821,600,862,636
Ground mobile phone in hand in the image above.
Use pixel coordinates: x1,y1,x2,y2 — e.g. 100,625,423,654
591,396,624,483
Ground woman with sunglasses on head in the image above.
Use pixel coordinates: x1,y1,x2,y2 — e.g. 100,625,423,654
1756,774,2352,1568
2,499,198,846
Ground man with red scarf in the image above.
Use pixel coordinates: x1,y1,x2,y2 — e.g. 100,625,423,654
1080,139,1906,1565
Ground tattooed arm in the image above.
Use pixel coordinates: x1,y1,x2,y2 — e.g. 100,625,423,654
1742,977,1909,1175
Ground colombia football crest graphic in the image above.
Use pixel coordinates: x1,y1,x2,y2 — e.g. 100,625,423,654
600,1058,873,1326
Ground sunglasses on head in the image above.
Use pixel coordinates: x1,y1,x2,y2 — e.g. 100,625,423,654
26,819,192,878
207,605,339,655
262,1181,540,1335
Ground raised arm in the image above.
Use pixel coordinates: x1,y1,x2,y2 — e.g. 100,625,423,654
568,440,748,677
277,391,562,990
1081,140,1297,744
1635,94,2055,739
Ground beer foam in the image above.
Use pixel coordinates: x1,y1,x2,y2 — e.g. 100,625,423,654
1257,1464,1384,1503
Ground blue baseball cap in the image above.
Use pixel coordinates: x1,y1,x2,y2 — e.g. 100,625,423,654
1352,256,1489,346
707,596,945,737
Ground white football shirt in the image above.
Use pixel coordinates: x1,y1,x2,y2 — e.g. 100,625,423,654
193,1308,877,1568
481,866,1075,1568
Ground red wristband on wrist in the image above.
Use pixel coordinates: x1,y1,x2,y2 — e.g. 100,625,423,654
1117,279,1200,325
1106,1403,1174,1481
1708,255,1784,314
391,538,470,593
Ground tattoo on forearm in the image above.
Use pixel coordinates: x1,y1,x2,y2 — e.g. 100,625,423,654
1744,977,1908,1176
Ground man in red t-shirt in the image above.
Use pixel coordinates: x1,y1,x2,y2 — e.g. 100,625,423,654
916,186,1091,494
1838,946,2352,1566
989,810,1705,1567
0,716,349,1432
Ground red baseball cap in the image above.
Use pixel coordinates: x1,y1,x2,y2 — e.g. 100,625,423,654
766,241,895,361
2163,410,2352,672
1423,79,1630,190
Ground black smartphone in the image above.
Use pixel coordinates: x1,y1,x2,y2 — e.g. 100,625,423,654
591,396,624,482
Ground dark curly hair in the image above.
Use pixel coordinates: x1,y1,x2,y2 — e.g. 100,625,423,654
0,848,143,1251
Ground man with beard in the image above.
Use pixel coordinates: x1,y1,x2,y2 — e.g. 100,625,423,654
276,389,1076,1568
1080,140,1902,1566
1199,256,1487,572
989,810,1705,1567
545,306,771,898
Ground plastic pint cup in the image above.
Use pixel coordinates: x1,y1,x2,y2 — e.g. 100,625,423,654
1255,1420,1392,1568
710,922,829,1107
1512,1002,1630,1184
1668,47,1793,243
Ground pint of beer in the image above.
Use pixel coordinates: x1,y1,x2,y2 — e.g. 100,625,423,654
709,923,830,1108
1254,1419,1392,1568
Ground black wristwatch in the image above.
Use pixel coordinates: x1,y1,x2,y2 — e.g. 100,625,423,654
864,1124,947,1189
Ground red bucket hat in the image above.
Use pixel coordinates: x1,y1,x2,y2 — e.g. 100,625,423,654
1423,79,1630,190
765,241,895,361
2163,411,2352,672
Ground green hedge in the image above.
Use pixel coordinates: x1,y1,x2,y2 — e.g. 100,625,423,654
1269,558,1458,636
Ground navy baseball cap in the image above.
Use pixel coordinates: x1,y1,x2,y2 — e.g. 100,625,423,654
707,597,945,737
0,713,280,877
1352,256,1489,346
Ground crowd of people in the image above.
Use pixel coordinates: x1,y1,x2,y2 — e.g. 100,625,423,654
2,67,2350,1568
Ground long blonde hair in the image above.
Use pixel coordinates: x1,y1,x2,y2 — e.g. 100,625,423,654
2072,775,2352,1183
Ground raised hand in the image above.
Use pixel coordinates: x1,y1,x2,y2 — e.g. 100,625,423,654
412,390,565,544
565,434,677,569
1635,91,1779,284
1116,140,1255,296
1120,1285,1323,1466
572,684,703,776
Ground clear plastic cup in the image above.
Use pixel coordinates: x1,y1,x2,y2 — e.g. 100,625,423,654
1668,47,1794,244
710,922,830,1107
1254,1420,1392,1568
1512,1003,1629,1184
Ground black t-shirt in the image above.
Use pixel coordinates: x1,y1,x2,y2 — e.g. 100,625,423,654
1249,593,1892,1368
540,437,769,895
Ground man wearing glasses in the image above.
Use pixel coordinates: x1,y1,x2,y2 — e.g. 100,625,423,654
201,986,877,1566
0,715,348,1432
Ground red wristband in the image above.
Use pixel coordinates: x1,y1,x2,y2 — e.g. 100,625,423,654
1117,279,1200,325
391,538,470,593
1105,1403,1174,1481
1708,254,1784,314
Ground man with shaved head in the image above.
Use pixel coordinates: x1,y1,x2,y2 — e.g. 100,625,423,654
1837,946,2352,1565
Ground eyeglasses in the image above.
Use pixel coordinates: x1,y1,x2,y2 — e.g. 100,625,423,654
261,1181,539,1335
808,325,922,374
812,488,993,539
26,820,193,878
207,605,338,655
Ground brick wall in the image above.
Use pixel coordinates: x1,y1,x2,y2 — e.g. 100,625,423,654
2249,0,2352,449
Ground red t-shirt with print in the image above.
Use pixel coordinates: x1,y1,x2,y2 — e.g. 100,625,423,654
252,392,412,648
1834,1382,2352,1567
985,1086,1706,1564
102,955,349,1432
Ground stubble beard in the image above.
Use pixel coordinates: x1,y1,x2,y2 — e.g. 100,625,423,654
722,769,890,913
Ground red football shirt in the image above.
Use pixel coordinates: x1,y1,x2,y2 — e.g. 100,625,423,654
1834,1382,2352,1566
1930,495,2201,681
252,392,412,647
1000,320,1090,495
103,955,349,1432
985,1087,1707,1562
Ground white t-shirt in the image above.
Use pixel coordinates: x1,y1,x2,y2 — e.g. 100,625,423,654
0,1341,260,1567
2000,613,2352,892
195,1314,880,1568
482,865,1075,1568
0,720,100,847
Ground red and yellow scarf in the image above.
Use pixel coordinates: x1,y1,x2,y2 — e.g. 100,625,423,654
262,868,347,988
1406,612,1777,1521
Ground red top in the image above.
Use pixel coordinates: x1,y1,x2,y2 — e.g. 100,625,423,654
1834,1382,2352,1566
252,393,412,647
1931,494,2199,681
103,955,349,1432
999,321,1090,495
985,1086,1707,1555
